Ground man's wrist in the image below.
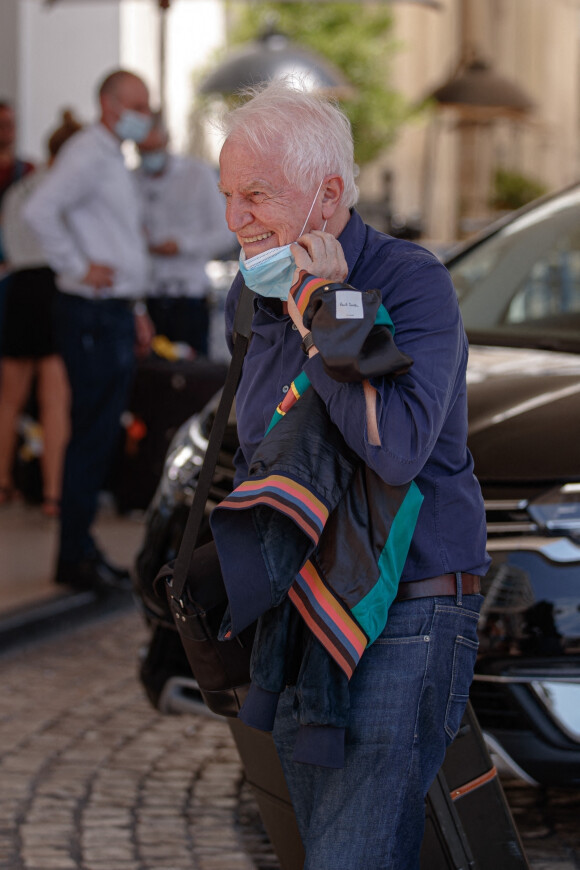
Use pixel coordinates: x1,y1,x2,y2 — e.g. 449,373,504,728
300,331,316,355
290,271,331,319
132,300,148,316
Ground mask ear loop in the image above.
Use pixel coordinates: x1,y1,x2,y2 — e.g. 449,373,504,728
298,179,325,237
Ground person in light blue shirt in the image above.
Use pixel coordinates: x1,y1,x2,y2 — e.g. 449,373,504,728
23,69,154,592
135,116,236,356
220,80,489,869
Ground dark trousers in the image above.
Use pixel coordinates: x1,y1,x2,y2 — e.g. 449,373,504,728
54,292,136,563
146,296,209,356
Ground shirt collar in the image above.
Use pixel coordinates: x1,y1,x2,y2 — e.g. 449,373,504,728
95,122,124,155
337,209,367,282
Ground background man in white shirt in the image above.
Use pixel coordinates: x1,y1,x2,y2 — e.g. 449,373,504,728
24,69,153,592
136,115,236,356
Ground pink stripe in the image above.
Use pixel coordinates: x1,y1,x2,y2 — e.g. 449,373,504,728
299,563,366,657
289,587,354,679
296,277,326,316
279,390,299,414
237,477,328,525
223,495,320,541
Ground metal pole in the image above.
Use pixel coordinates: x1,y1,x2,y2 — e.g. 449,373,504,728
159,1,169,115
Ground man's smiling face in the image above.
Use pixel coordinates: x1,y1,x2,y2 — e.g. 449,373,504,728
219,135,322,258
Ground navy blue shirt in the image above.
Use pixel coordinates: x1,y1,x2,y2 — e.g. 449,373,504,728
225,210,490,581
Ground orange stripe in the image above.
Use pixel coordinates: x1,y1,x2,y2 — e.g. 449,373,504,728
223,495,319,540
300,562,367,654
289,586,354,678
450,766,498,801
237,475,328,523
296,277,327,315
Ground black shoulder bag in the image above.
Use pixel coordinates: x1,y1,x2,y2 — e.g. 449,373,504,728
156,282,255,718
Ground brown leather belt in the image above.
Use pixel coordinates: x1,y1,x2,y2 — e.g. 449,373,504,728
395,572,481,602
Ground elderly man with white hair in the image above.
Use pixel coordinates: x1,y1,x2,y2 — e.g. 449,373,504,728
216,79,489,869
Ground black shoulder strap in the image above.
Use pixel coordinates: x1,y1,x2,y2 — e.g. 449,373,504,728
171,281,254,599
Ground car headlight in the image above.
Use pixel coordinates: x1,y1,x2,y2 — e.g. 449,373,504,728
158,415,208,503
527,483,580,539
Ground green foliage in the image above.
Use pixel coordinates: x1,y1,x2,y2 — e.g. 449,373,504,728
226,2,411,166
490,168,548,211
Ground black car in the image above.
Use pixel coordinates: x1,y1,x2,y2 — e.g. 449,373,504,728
134,183,580,790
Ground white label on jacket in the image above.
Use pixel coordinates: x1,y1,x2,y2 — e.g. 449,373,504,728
336,290,364,319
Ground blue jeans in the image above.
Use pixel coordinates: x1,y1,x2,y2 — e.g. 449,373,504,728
54,293,136,562
272,588,483,870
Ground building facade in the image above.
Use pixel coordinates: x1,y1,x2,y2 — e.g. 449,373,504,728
2,0,579,245
368,0,580,243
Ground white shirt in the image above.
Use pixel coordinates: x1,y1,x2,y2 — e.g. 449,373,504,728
23,123,148,299
136,154,235,298
2,168,49,268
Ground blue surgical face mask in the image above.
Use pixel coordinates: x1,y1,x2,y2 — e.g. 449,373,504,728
140,150,168,174
238,179,326,300
115,109,152,144
239,244,296,300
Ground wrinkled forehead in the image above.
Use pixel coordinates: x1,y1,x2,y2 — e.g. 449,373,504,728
220,133,302,193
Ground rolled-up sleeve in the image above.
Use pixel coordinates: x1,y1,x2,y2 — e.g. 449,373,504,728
304,261,466,486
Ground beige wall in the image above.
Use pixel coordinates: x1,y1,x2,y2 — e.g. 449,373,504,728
361,0,580,245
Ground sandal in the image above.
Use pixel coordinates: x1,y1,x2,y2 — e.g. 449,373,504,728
41,498,61,518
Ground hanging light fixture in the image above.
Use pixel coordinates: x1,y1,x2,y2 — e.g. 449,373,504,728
429,55,534,122
198,28,355,99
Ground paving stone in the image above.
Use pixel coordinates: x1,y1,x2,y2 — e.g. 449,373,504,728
3,608,580,869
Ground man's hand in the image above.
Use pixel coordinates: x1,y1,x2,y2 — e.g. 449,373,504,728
291,230,348,284
82,262,115,291
286,231,347,352
149,240,179,257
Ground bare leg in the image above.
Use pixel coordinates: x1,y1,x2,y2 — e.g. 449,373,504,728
36,354,71,510
0,358,36,499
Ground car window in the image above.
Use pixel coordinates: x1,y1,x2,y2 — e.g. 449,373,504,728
504,234,580,326
448,189,580,351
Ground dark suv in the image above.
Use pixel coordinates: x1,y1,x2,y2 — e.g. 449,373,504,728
135,183,580,789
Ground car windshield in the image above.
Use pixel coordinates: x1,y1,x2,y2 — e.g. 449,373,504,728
447,187,580,353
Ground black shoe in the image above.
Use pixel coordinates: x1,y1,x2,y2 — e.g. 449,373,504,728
55,555,132,593
94,552,132,585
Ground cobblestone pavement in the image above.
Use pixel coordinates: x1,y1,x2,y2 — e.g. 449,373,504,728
1,605,579,870
0,607,276,870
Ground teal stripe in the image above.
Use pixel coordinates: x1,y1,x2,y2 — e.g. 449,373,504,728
351,481,423,643
374,304,395,334
293,369,312,394
265,410,283,436
265,371,311,435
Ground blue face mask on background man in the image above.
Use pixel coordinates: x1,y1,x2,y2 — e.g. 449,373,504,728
115,109,152,144
239,180,327,300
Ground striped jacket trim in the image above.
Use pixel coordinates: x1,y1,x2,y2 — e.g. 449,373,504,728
289,559,368,679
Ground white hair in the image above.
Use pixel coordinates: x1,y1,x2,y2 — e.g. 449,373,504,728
220,79,358,208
